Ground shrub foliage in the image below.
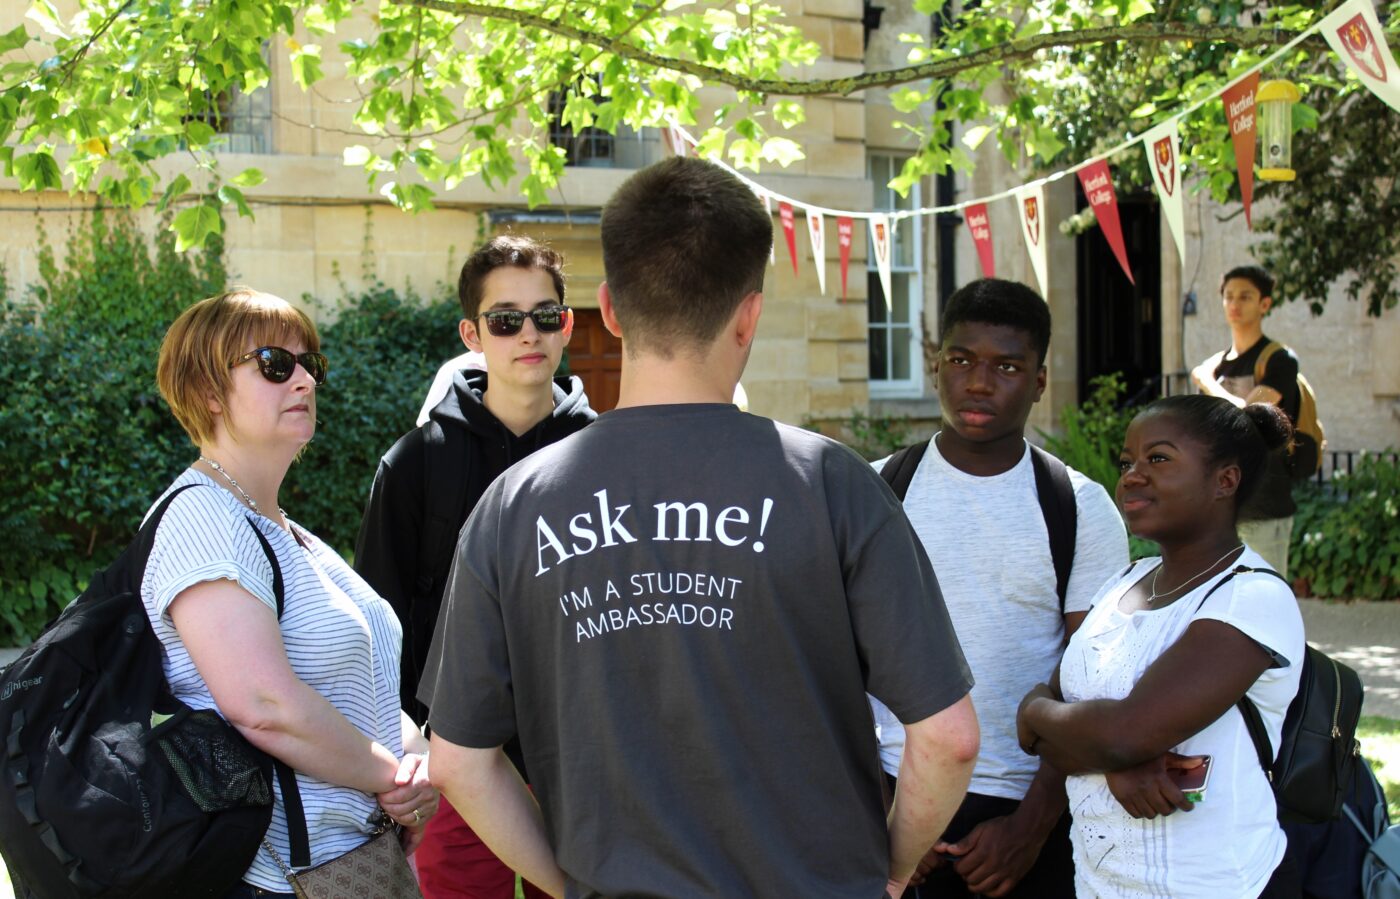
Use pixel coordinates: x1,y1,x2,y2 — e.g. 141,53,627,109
0,211,461,644
1291,455,1400,600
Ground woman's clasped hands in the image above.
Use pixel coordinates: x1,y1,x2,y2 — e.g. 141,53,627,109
377,752,440,855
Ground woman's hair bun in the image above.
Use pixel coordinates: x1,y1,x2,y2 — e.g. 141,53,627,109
1243,402,1293,452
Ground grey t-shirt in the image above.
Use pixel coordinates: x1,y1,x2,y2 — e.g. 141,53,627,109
425,404,972,898
868,438,1129,798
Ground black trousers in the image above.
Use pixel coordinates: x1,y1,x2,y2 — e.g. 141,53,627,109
1258,851,1303,899
901,789,1075,899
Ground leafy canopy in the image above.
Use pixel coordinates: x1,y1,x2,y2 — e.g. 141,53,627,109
1,0,1397,310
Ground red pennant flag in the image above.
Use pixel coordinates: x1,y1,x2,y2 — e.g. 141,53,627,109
1077,159,1135,285
1222,72,1260,229
836,217,854,300
965,203,995,278
779,202,799,275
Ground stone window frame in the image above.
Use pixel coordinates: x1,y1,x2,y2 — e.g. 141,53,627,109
867,152,924,398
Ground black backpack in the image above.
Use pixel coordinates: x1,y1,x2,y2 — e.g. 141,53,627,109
0,484,311,897
880,440,1078,609
1193,566,1364,825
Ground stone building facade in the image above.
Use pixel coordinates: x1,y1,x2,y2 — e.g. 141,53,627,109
1,0,1397,455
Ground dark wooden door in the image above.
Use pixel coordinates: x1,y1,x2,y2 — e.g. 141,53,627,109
566,308,622,412
1075,187,1163,406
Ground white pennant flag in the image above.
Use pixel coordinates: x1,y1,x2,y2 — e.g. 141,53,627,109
1013,184,1049,298
869,214,894,312
1322,0,1400,114
1142,119,1186,271
806,209,826,295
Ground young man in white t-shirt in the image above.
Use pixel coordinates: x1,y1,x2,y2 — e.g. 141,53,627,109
873,278,1129,898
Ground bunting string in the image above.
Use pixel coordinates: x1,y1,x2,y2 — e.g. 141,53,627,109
657,0,1398,301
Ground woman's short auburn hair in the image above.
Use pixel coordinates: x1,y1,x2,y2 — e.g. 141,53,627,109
157,288,320,447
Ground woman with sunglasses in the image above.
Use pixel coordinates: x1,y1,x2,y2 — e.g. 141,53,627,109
145,288,437,898
1015,395,1304,898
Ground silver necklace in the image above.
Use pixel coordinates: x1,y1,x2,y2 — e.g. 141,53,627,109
1148,544,1244,603
199,456,274,517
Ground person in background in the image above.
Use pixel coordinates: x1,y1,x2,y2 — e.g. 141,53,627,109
149,288,437,898
1191,265,1301,577
357,236,594,899
425,156,980,898
1017,395,1303,899
873,278,1128,898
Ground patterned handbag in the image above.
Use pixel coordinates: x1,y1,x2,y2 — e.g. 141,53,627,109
264,814,422,899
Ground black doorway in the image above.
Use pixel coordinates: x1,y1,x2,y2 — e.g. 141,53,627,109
1075,187,1162,406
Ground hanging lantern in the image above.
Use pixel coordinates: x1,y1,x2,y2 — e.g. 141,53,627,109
1256,79,1301,182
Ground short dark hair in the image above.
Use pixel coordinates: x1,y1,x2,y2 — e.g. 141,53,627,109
939,278,1052,365
600,157,772,356
1220,265,1274,299
1141,395,1293,520
457,235,566,319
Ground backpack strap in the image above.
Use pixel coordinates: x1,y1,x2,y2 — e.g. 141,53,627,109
1186,565,1291,778
1253,340,1283,386
245,520,310,868
1029,445,1077,613
879,440,930,502
141,483,310,867
415,418,472,599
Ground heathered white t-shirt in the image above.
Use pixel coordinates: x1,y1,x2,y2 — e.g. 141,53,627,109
1060,549,1303,898
869,437,1129,799
140,470,405,891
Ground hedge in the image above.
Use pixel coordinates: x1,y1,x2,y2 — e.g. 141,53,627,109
0,209,461,643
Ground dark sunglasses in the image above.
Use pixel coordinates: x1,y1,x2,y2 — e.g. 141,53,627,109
477,305,571,337
230,346,330,385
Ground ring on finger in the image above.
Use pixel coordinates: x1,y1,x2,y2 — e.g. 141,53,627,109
412,808,422,824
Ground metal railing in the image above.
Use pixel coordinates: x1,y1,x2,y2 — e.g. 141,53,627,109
1312,449,1400,485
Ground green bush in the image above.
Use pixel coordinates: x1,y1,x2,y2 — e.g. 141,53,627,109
1040,372,1136,494
1039,373,1154,558
0,211,463,644
0,209,226,642
1291,454,1400,599
284,283,461,554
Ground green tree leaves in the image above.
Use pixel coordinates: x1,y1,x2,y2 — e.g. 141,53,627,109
171,203,223,252
1,0,1396,319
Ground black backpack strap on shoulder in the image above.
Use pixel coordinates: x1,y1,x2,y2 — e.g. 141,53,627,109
1029,445,1077,613
245,517,310,868
1184,564,1290,780
1190,564,1288,614
130,483,204,571
416,418,471,598
879,439,930,502
1238,694,1276,780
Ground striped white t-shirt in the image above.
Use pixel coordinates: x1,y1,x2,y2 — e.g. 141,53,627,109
140,470,405,891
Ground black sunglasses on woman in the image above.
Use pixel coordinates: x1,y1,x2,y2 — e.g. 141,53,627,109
231,346,330,385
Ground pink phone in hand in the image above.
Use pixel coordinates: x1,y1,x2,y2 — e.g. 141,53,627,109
1172,755,1212,802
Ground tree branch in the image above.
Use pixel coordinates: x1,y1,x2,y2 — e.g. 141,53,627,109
394,0,1314,96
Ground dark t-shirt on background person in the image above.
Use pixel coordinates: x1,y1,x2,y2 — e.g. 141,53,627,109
1214,335,1300,520
423,403,973,899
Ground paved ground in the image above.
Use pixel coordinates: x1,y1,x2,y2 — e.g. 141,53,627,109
1299,598,1400,718
2,598,1397,716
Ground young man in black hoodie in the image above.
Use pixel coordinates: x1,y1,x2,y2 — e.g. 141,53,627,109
355,234,595,899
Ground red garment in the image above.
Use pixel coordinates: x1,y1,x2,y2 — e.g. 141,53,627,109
416,796,550,899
